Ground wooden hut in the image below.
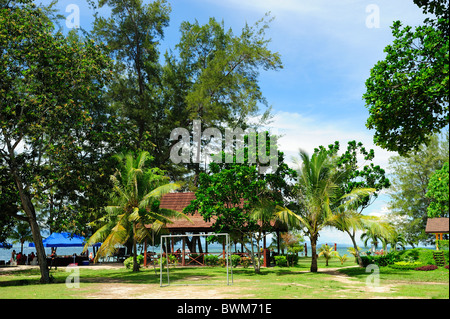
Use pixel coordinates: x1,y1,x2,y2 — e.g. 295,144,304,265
425,217,449,250
144,192,287,267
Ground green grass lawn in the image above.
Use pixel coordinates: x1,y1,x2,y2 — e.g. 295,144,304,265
0,257,448,299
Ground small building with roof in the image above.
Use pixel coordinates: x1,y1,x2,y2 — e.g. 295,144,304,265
425,217,449,250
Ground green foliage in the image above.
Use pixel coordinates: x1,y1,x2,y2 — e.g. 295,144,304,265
389,261,424,270
426,162,449,217
363,0,449,154
175,14,282,127
337,254,348,265
84,151,186,272
274,255,288,267
1,0,113,283
274,254,299,267
124,255,144,269
360,252,399,267
437,240,449,250
231,255,241,268
241,257,251,268
387,134,449,246
184,147,296,274
204,254,219,266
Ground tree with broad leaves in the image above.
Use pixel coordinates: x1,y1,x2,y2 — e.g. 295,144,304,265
425,161,449,218
363,0,449,155
1,0,113,283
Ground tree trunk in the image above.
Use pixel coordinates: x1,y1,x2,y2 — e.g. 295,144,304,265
13,172,49,283
310,233,318,273
132,224,139,272
347,230,363,267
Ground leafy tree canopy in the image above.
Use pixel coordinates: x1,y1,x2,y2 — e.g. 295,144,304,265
426,161,449,217
363,0,449,155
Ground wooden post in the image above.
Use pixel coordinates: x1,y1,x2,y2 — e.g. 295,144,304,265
182,238,185,266
222,240,226,258
276,230,280,254
436,233,439,250
144,239,147,267
263,232,267,267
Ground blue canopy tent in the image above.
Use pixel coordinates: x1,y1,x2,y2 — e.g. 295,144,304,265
0,242,12,249
28,232,100,248
28,232,101,266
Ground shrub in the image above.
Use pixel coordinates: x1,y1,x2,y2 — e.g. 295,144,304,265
444,264,449,269
415,265,438,271
204,254,219,266
437,239,449,251
241,257,251,268
287,254,299,266
389,261,423,270
231,255,241,268
123,255,144,269
274,255,288,267
154,256,166,267
395,248,436,265
360,252,399,267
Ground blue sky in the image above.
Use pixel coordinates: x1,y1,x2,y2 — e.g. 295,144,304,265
42,0,428,245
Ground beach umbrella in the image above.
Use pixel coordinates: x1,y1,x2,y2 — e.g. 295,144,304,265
28,232,100,248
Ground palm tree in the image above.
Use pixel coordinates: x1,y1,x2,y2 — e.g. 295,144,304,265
383,231,407,251
84,151,190,271
318,244,338,266
360,222,394,253
10,221,33,254
276,149,374,272
333,211,393,266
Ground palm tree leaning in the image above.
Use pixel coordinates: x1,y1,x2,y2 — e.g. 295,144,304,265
84,151,190,272
276,149,374,272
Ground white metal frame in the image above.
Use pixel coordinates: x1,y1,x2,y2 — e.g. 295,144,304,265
159,233,233,287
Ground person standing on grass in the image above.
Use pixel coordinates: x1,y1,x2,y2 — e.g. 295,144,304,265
49,249,57,270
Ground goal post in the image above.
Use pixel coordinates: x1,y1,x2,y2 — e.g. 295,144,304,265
159,233,233,287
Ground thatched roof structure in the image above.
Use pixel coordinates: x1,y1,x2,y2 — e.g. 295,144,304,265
146,192,288,234
425,218,449,234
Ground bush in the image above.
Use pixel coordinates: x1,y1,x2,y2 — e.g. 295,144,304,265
389,261,423,270
415,265,438,271
241,257,251,268
287,254,299,266
274,255,288,267
123,255,144,269
395,248,436,265
204,254,219,266
444,264,449,269
231,255,241,268
437,239,449,250
360,252,399,267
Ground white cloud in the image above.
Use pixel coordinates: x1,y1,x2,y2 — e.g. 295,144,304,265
266,110,396,172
